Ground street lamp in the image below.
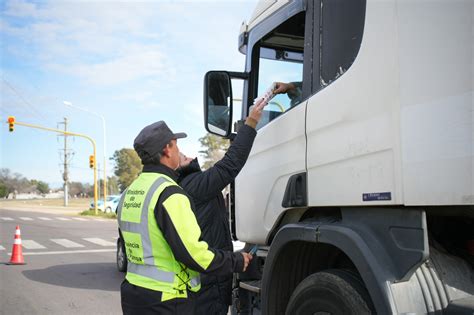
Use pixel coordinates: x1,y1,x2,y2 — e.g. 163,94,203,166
64,101,107,209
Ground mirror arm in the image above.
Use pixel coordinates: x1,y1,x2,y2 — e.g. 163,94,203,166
227,71,249,80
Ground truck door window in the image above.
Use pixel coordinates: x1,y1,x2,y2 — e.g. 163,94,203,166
319,0,366,87
254,12,305,130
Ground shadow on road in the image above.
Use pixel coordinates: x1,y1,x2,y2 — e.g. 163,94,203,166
22,263,124,291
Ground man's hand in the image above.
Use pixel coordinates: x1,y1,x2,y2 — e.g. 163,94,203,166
273,82,296,95
248,97,267,121
241,252,253,272
245,97,268,128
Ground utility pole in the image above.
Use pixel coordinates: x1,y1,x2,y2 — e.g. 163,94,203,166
59,118,69,207
63,102,107,205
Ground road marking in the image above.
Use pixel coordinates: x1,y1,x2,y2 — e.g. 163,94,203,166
0,217,14,221
38,217,53,221
0,245,5,250
13,249,116,256
55,217,71,221
51,239,85,248
72,217,88,221
19,217,33,221
22,240,46,249
82,238,115,246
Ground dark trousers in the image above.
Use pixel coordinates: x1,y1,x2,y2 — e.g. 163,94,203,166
121,279,195,315
195,275,232,315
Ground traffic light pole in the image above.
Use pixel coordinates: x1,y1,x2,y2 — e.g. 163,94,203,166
9,119,99,215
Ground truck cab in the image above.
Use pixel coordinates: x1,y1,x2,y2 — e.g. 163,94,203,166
203,0,474,313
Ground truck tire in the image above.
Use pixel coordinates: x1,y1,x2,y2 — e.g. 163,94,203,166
116,237,127,272
285,269,374,315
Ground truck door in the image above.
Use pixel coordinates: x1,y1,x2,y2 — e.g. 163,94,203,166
234,7,313,243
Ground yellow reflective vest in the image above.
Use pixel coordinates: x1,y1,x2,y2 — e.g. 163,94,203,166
117,172,214,296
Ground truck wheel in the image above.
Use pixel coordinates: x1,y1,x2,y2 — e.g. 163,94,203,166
116,237,127,272
285,269,374,315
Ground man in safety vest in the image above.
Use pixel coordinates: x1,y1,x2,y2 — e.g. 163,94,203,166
177,97,269,314
118,119,255,314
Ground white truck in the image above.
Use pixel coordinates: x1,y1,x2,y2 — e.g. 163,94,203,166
203,0,473,314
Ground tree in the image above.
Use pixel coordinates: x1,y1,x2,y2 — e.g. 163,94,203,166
69,181,85,197
111,148,143,192
98,176,120,196
35,181,50,194
198,133,230,169
0,182,7,198
0,169,13,197
83,183,93,197
0,168,34,196
106,176,120,195
30,179,50,194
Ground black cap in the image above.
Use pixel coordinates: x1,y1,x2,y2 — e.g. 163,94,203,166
133,121,187,162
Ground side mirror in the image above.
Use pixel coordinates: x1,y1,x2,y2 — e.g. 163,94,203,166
204,71,233,137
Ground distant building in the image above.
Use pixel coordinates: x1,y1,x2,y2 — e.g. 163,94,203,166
7,191,65,200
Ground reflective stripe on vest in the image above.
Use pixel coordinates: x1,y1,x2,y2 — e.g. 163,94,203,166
189,276,199,287
117,174,201,292
117,176,175,284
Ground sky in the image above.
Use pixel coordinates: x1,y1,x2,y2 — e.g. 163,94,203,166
0,0,258,188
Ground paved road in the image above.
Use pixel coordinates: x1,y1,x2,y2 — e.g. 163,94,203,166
0,208,124,315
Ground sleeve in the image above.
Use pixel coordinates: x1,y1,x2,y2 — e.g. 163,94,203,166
155,185,244,274
182,124,257,202
288,81,303,106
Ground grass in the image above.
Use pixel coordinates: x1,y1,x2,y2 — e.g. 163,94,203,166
80,209,117,219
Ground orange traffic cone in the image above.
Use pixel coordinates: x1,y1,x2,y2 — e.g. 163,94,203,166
7,225,26,265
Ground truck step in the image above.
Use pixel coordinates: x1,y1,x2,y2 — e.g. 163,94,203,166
256,248,268,257
239,280,261,294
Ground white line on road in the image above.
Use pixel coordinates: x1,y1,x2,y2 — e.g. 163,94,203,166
19,217,33,221
0,245,5,250
0,217,14,221
72,218,89,221
51,239,85,248
82,238,115,246
22,240,46,249
55,217,71,221
11,249,115,256
38,217,53,221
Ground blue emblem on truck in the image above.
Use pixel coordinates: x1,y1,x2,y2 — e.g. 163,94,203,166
362,192,392,201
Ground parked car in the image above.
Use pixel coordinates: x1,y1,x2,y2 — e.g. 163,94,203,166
90,195,121,213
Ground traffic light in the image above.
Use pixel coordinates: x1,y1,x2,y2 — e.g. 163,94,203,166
8,116,15,132
89,155,95,169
